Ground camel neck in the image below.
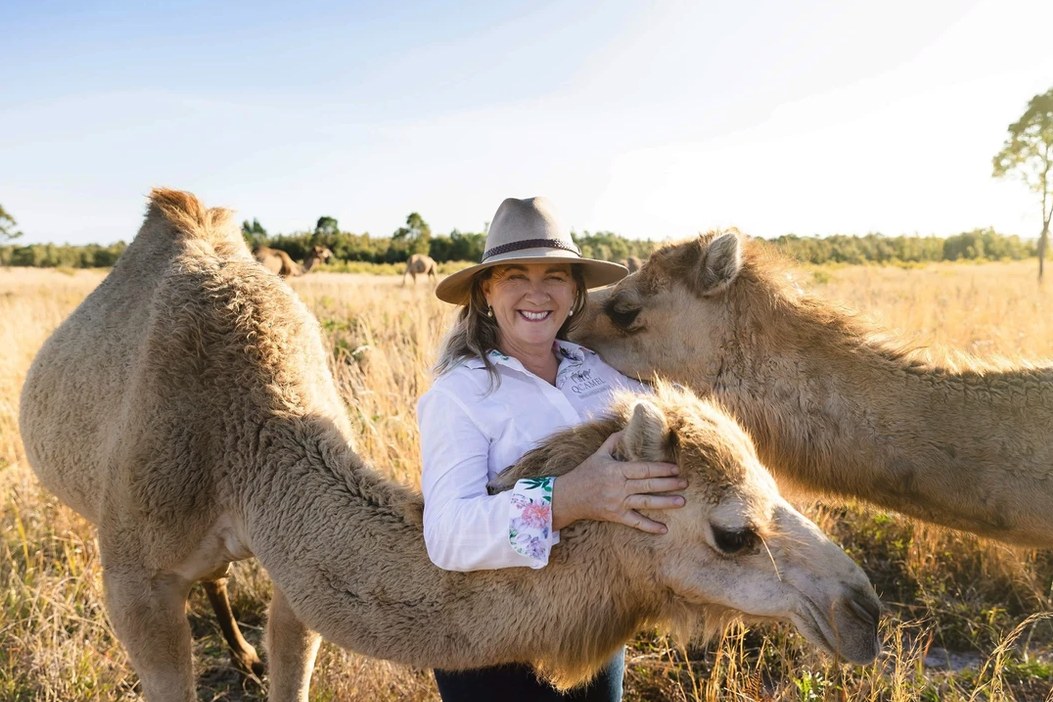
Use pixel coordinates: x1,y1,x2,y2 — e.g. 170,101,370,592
243,427,654,681
717,285,1053,545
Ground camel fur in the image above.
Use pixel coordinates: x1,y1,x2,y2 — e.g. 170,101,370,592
574,229,1053,549
402,252,438,285
20,195,879,702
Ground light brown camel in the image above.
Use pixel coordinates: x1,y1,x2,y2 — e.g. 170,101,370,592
254,245,300,277
254,245,332,277
573,229,1053,549
402,252,437,285
302,244,333,273
20,195,879,702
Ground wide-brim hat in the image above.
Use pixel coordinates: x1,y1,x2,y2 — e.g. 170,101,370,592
435,196,628,305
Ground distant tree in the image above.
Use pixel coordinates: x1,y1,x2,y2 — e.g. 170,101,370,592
241,218,268,248
993,86,1053,281
392,212,431,257
0,203,23,241
315,216,340,238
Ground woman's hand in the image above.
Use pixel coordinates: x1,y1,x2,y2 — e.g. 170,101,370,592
551,431,686,534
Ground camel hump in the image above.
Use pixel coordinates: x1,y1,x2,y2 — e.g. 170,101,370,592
146,188,236,244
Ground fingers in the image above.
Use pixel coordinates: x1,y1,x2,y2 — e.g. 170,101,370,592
625,511,670,535
627,476,687,494
620,460,679,480
624,493,686,511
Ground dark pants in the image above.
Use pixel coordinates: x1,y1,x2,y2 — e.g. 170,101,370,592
433,649,625,702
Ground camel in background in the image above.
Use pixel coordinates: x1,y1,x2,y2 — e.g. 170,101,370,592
574,229,1053,549
402,253,437,285
622,255,643,273
20,192,879,702
254,245,333,277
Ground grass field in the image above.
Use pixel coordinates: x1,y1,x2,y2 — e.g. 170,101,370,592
2,260,1053,701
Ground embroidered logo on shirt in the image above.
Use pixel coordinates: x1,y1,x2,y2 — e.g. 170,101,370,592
568,369,609,398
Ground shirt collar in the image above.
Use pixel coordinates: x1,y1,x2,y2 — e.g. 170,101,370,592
461,340,595,371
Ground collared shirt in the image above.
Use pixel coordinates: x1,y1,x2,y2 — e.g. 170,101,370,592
417,340,648,571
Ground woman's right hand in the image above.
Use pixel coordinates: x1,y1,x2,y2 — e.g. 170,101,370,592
551,431,687,534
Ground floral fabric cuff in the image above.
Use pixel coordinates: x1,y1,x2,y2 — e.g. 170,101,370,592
509,476,554,568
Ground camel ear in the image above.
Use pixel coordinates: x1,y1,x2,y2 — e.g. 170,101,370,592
618,400,672,462
695,231,742,296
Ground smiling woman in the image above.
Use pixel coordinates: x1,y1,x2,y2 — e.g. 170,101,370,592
419,197,688,701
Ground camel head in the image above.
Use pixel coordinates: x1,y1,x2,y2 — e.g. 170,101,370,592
572,229,762,389
494,382,881,665
311,245,334,262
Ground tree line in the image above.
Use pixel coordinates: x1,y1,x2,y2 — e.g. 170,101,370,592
0,223,1037,269
2,85,1051,274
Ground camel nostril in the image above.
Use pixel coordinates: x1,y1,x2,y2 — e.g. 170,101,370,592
847,588,882,629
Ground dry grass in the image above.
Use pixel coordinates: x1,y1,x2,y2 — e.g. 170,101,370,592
2,262,1053,701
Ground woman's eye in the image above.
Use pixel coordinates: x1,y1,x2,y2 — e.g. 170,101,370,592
712,525,758,555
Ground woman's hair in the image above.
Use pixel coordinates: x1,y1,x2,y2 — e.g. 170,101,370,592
433,264,588,384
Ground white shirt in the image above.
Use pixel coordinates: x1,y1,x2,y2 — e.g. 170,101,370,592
418,340,647,571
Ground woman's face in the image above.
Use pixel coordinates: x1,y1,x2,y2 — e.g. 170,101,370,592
482,262,577,354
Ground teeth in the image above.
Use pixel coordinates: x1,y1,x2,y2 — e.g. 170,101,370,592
521,311,550,321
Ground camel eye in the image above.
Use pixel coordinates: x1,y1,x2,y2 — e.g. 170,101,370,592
711,525,758,555
605,301,641,330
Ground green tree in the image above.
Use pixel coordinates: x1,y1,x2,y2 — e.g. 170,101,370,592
392,212,431,257
315,216,339,238
993,86,1053,280
241,218,268,248
0,203,23,241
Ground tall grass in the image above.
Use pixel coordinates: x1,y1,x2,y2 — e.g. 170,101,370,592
2,263,1052,701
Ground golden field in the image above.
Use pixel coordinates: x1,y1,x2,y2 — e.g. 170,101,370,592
2,260,1053,701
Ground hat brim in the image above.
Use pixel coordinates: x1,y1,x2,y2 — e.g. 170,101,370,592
435,247,629,305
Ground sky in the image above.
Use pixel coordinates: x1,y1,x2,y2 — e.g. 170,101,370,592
3,0,1052,246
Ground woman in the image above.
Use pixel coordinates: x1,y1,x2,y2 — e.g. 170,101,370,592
418,197,687,701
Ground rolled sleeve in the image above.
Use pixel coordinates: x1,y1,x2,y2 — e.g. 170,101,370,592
418,387,554,571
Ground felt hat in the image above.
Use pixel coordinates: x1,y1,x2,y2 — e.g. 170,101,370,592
435,196,628,305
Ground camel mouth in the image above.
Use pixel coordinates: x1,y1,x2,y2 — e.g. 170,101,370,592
790,588,881,665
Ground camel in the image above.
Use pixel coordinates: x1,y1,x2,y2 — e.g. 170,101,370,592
254,245,300,277
573,229,1053,549
402,252,437,285
19,194,880,702
254,245,332,277
623,255,643,273
302,244,333,273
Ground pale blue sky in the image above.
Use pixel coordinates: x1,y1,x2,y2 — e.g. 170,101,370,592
3,0,1052,245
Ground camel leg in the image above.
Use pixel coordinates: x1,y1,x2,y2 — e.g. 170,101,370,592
202,572,265,677
265,585,322,702
103,566,196,702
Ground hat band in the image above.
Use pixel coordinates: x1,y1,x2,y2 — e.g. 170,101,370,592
482,238,581,261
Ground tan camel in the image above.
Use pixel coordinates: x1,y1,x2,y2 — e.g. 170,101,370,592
402,252,437,285
302,244,333,273
254,245,300,277
20,195,879,702
573,229,1053,549
254,245,332,277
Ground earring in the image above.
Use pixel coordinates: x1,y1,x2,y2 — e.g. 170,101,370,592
568,309,574,317
487,306,494,318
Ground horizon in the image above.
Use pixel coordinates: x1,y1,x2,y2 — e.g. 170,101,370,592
4,0,1053,246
